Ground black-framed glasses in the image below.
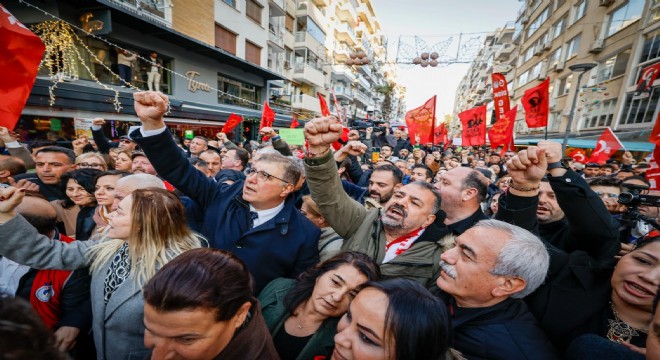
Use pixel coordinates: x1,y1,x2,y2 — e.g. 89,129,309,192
77,162,104,169
247,168,290,184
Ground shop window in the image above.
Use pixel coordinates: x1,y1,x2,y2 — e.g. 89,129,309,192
217,75,261,109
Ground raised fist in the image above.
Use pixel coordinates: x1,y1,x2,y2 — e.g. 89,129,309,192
260,127,277,139
133,91,169,130
92,118,106,126
342,141,367,157
304,116,342,149
506,146,548,188
537,140,562,164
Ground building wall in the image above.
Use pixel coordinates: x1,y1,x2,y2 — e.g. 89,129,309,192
172,0,215,45
215,0,269,66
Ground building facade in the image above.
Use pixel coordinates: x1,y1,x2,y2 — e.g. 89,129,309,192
454,0,659,148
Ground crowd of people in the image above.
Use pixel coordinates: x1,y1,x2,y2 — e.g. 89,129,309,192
0,90,658,360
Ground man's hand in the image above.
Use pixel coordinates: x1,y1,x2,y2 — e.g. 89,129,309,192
133,91,169,130
343,141,367,157
216,132,228,143
622,151,633,165
348,130,360,141
54,326,80,352
259,127,277,139
0,186,25,222
506,146,547,195
92,118,106,127
537,140,566,176
7,178,40,192
365,127,373,139
0,126,17,144
304,116,342,152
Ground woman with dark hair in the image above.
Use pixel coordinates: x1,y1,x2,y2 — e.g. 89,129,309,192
259,251,381,360
0,186,202,359
143,248,279,360
565,235,660,359
333,278,451,360
50,168,102,240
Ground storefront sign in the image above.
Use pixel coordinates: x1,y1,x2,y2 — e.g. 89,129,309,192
74,118,94,138
186,71,212,93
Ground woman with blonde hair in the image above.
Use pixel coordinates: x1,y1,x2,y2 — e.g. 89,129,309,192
75,152,108,171
113,149,133,172
0,186,202,360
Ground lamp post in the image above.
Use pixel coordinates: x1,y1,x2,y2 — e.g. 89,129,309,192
562,63,597,153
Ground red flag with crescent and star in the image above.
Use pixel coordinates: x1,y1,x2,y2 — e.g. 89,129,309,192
569,149,587,164
405,96,436,145
587,127,623,164
222,113,243,133
0,4,46,129
635,62,660,95
459,105,487,146
522,78,550,128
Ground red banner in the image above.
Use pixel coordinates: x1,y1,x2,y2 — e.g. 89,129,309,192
222,113,243,134
459,105,487,146
290,116,299,129
488,105,517,154
636,62,660,95
318,94,331,117
405,96,436,145
649,108,660,144
0,4,46,129
646,145,660,190
587,127,624,164
434,121,448,146
522,78,550,128
569,149,587,164
260,101,275,130
491,73,511,124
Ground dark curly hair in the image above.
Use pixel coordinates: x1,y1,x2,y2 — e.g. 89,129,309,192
59,168,102,208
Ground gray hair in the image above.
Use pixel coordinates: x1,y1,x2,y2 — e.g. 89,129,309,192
256,153,301,185
475,219,549,298
117,174,166,191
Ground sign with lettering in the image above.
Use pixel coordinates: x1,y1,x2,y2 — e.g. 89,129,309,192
186,71,212,93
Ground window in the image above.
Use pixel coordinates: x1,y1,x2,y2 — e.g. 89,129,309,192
296,16,325,45
606,0,644,37
246,0,263,24
552,16,566,39
526,6,550,39
549,47,562,67
215,24,237,55
585,99,617,128
597,49,630,82
558,74,573,96
517,70,529,87
217,75,261,109
222,0,236,8
285,14,294,33
245,41,262,65
572,0,587,24
566,34,581,59
620,90,659,125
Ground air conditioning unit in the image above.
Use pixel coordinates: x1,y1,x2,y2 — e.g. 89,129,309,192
542,41,552,51
520,16,529,24
554,61,565,72
590,39,605,53
284,60,291,69
534,44,544,56
599,0,615,6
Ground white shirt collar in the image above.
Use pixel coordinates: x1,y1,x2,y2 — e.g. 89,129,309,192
249,201,285,228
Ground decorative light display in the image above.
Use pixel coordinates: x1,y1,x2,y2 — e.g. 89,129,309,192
396,35,482,68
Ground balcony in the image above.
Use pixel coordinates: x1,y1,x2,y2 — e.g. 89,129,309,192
294,32,324,53
268,27,285,50
495,43,514,61
293,62,325,87
331,66,356,83
356,73,371,90
335,22,357,45
336,1,358,27
269,0,285,16
291,93,321,113
334,43,351,61
356,2,375,33
310,0,329,6
333,86,353,100
296,1,327,30
354,89,371,106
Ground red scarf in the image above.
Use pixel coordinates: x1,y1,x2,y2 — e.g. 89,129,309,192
30,234,75,328
383,228,423,262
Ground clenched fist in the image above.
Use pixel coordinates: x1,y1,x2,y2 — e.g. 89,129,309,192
304,116,342,151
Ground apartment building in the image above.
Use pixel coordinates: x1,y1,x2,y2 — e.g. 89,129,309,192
454,0,659,147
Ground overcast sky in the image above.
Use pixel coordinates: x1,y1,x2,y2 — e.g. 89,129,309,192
373,0,522,118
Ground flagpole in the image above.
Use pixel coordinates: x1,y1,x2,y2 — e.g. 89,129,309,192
545,122,548,140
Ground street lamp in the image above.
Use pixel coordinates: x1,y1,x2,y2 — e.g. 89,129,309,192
562,63,597,153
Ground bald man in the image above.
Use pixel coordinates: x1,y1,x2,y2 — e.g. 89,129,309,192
433,167,490,234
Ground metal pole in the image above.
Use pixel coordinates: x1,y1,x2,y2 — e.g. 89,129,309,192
562,71,585,154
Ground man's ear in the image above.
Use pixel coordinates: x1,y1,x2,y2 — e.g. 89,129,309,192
280,183,295,198
0,170,10,179
491,276,526,298
462,187,477,201
394,183,403,190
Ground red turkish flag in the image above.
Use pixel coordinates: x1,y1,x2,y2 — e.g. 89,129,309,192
522,78,550,128
569,149,588,164
635,62,660,95
405,96,436,144
459,105,487,146
222,113,243,134
488,105,517,154
318,94,331,117
587,127,624,164
433,121,448,146
0,5,46,129
260,101,275,130
290,116,299,129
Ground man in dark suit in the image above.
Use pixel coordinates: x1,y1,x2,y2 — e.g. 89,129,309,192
130,91,320,294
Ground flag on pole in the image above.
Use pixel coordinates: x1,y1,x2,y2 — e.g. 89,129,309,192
405,96,436,145
434,121,448,146
491,73,511,124
331,89,344,125
522,78,550,128
569,149,588,164
587,127,624,164
290,116,299,129
488,105,517,155
458,105,487,146
0,4,46,129
222,113,243,134
318,94,331,117
260,101,275,130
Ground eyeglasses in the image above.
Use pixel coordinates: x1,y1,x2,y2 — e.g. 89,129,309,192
77,162,104,169
247,168,290,184
594,191,619,199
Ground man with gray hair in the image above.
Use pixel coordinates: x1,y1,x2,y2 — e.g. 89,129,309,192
128,91,320,294
111,173,165,211
437,219,558,359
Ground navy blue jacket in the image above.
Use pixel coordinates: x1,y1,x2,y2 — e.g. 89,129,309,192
131,128,320,294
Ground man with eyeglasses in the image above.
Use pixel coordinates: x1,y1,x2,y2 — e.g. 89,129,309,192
587,176,626,215
128,92,320,294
